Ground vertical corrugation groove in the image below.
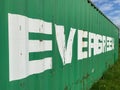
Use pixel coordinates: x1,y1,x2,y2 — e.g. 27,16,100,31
0,0,119,90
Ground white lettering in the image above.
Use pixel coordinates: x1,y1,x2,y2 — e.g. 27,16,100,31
95,34,103,55
55,24,76,65
102,35,107,53
89,32,96,57
78,30,88,60
8,13,52,81
8,13,115,81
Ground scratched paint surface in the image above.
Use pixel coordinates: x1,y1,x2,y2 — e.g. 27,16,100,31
0,0,119,90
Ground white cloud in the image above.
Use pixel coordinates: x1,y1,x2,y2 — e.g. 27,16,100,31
99,3,114,12
107,10,120,28
113,17,120,26
108,16,120,28
92,0,120,28
108,10,120,16
92,0,108,4
113,10,120,14
114,0,120,5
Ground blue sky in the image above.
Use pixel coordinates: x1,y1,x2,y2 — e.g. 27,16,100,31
92,0,120,29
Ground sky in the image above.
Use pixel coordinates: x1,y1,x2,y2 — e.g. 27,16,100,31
92,0,120,29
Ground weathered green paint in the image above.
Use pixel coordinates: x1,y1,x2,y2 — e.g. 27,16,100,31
0,0,119,90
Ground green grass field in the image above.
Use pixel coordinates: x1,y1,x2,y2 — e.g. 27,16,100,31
90,46,120,90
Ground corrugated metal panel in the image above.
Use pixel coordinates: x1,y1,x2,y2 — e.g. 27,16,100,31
0,0,119,90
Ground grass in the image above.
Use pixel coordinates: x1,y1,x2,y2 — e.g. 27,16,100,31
90,47,120,90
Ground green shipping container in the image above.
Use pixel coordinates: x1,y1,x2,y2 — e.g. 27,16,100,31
0,0,119,90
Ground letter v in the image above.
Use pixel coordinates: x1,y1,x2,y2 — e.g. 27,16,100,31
55,24,76,65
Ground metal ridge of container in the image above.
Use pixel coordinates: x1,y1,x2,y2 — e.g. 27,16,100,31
87,0,119,30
